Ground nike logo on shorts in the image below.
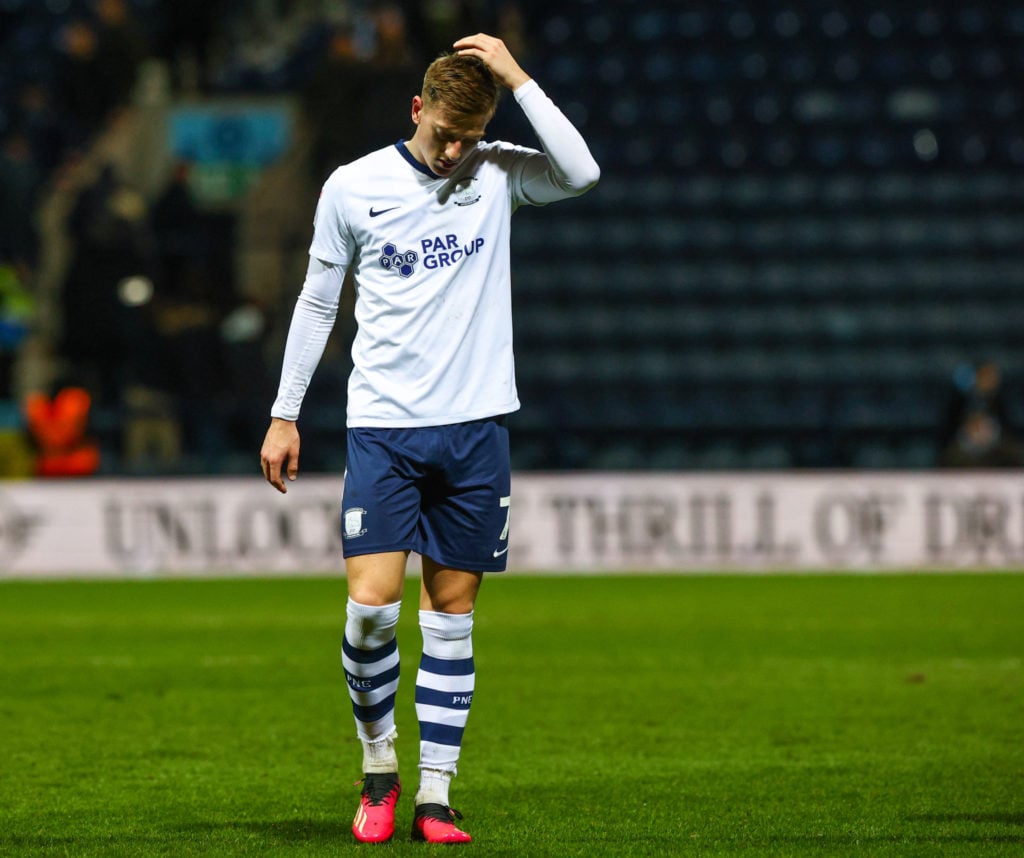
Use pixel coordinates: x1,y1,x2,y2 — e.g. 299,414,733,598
493,546,509,558
369,205,401,217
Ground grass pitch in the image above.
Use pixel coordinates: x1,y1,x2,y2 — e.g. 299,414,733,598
1,573,1022,856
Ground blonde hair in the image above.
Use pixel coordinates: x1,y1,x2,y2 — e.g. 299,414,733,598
421,52,500,122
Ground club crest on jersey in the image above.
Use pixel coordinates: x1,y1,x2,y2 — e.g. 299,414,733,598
379,242,418,278
343,507,367,539
452,177,481,207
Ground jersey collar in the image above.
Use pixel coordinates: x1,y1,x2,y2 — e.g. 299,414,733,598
395,140,441,178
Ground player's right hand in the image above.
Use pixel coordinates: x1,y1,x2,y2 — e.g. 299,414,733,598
261,417,300,493
453,33,531,91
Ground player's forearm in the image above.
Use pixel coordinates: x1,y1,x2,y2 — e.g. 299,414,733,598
515,79,600,195
270,259,343,420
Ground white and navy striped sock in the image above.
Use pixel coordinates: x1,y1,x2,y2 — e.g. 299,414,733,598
415,610,475,805
342,598,402,773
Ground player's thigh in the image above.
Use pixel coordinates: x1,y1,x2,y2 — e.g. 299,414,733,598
420,558,482,614
346,550,410,606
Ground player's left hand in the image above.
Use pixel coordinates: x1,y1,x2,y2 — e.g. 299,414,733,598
453,33,531,91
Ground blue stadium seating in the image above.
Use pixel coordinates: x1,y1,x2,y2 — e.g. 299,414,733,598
504,0,1024,469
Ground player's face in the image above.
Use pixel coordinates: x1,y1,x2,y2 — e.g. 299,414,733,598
409,95,489,177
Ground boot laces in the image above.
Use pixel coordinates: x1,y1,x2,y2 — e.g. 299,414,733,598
359,773,399,806
417,802,463,823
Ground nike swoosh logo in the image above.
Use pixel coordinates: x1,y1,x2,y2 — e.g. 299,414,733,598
369,205,401,217
493,546,509,558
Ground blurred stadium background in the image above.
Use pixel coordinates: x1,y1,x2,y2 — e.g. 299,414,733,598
4,9,1022,848
2,0,1024,480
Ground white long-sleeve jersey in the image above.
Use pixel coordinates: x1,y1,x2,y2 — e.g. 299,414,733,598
270,79,600,427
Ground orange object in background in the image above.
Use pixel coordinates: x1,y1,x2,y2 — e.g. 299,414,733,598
24,387,100,476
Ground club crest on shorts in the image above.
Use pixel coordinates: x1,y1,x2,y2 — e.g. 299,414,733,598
343,507,367,539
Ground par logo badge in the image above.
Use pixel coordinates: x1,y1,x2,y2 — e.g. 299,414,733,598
343,507,367,539
379,242,418,278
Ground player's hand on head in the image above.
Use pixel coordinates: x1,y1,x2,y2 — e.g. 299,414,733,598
453,33,530,91
261,418,300,494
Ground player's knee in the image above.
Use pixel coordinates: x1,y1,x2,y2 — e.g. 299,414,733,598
345,597,401,649
431,595,476,615
422,581,477,614
347,584,402,607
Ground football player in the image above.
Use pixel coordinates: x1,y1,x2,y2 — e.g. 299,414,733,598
261,32,599,844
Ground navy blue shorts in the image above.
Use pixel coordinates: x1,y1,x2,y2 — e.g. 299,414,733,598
341,416,511,572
